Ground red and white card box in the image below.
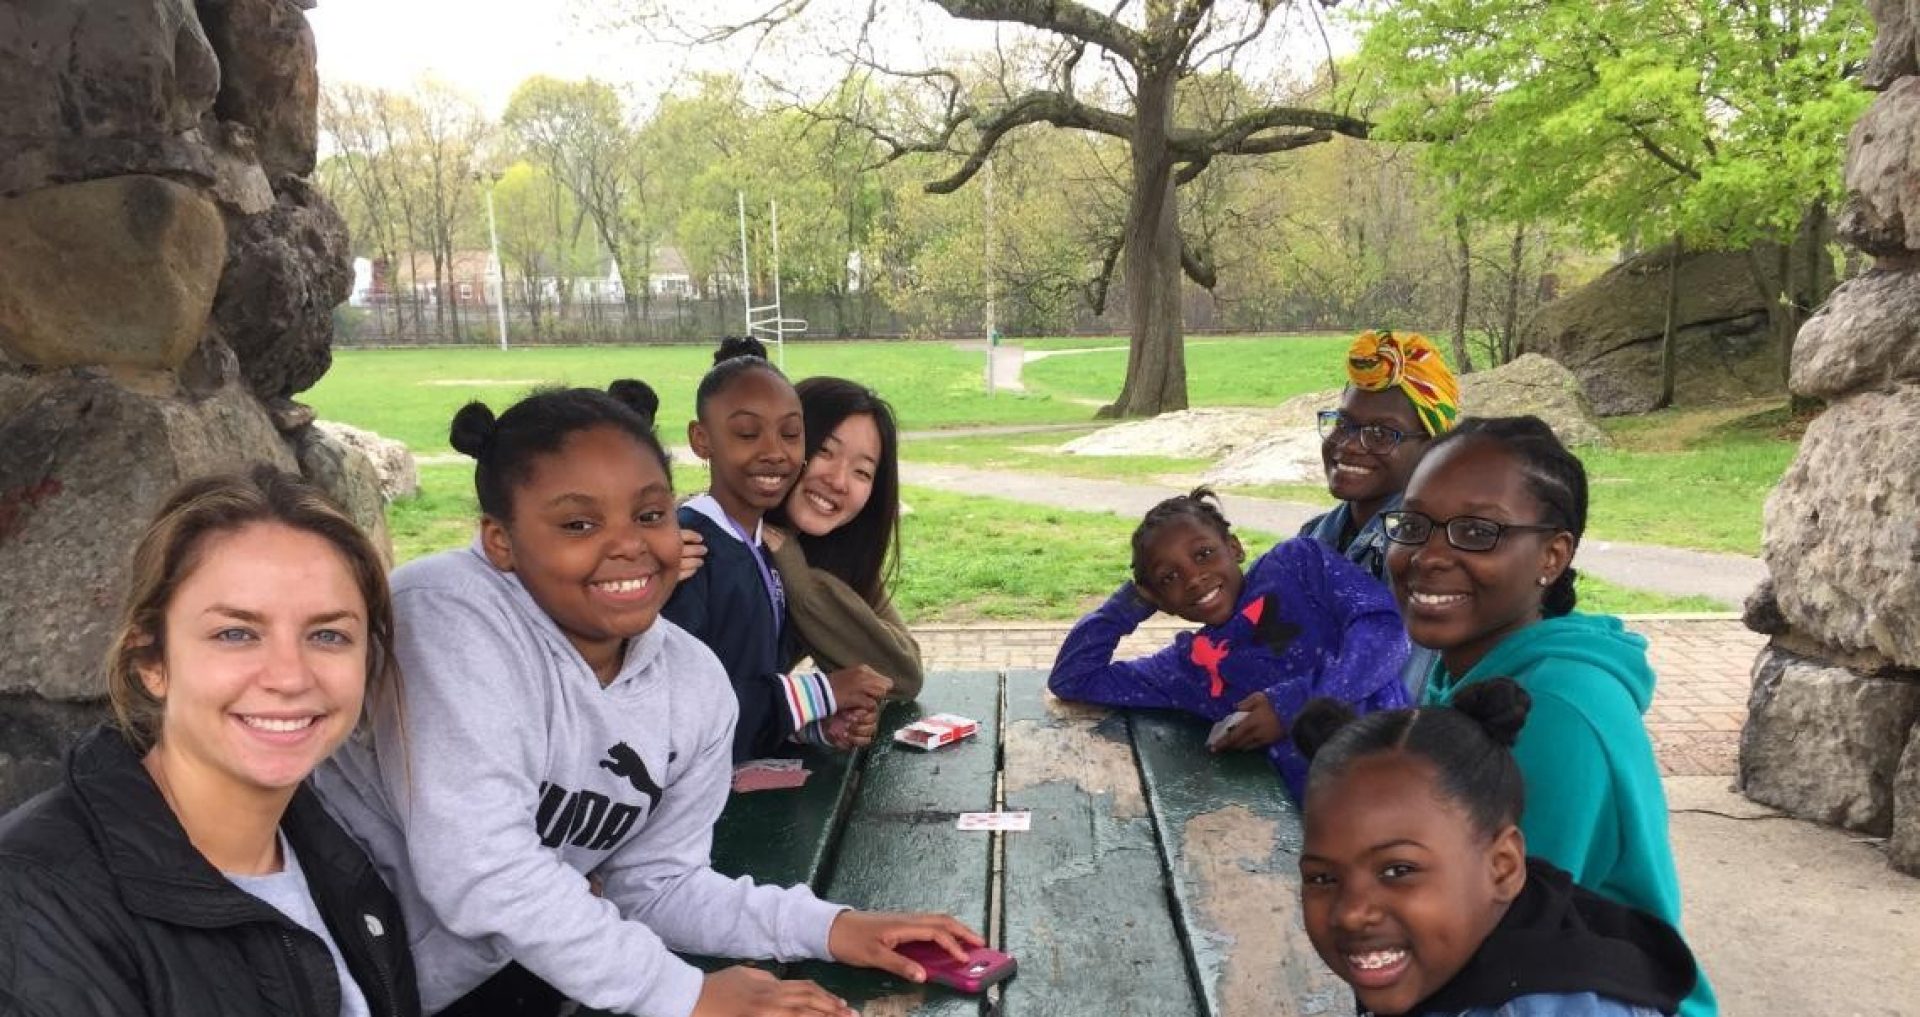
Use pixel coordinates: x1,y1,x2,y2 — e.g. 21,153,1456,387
893,713,980,751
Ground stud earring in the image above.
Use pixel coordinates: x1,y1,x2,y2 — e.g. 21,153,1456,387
1536,575,1551,587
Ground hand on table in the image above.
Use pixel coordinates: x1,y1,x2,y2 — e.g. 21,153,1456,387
827,911,985,984
1211,692,1285,752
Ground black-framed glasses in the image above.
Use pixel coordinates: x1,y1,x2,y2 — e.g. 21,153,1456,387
1317,410,1420,454
1380,510,1564,552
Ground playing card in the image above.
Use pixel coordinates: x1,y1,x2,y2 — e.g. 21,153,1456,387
732,760,810,793
956,811,1032,832
1207,711,1250,749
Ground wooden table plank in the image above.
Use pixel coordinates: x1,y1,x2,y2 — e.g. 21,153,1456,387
711,743,863,890
999,669,1205,1017
791,670,1005,1016
1131,712,1350,1017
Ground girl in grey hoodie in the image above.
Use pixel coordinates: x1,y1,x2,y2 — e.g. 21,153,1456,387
315,382,978,1017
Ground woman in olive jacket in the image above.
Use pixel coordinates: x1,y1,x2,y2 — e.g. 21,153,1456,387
0,467,418,1017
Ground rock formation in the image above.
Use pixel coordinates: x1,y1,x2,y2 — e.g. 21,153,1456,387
0,0,383,811
1740,0,1920,874
1517,247,1785,416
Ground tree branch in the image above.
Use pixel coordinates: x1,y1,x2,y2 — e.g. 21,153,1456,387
1181,237,1217,289
930,0,1146,64
1084,232,1126,314
925,91,1135,193
1170,105,1368,159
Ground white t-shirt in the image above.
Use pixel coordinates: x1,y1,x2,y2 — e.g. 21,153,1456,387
225,832,373,1017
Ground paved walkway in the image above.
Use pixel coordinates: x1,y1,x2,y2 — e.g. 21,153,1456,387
912,616,1762,777
900,462,1768,607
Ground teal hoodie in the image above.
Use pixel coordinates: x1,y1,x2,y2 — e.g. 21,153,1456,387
1423,613,1717,1017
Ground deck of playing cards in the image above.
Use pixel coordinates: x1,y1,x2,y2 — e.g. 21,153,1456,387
732,758,809,793
893,713,980,751
956,811,1031,832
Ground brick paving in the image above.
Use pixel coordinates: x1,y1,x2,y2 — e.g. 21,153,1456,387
912,616,1762,777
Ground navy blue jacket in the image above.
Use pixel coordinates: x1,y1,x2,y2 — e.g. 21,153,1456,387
664,506,799,761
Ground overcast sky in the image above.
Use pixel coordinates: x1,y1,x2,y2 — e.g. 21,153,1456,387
308,0,1359,117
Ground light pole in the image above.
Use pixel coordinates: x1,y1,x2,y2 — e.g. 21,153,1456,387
474,170,509,351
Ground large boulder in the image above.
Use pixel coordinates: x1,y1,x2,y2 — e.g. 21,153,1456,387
0,371,296,702
1893,726,1920,873
1517,247,1780,415
211,176,351,399
1791,268,1920,400
1739,646,1920,835
1762,384,1920,669
1453,353,1609,446
0,0,282,211
0,0,218,163
313,421,420,501
1063,408,1281,459
1840,77,1920,257
0,175,227,369
197,0,320,179
1864,0,1920,90
290,425,394,565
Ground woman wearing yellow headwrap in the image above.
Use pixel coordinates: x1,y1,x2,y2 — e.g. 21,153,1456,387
1299,330,1460,696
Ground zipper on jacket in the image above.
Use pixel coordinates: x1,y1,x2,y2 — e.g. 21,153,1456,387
277,928,322,1017
354,912,404,1017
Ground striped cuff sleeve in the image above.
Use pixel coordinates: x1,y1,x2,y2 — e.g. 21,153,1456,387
794,718,833,747
779,670,838,732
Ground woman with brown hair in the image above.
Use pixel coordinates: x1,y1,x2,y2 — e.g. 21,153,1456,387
0,465,419,1017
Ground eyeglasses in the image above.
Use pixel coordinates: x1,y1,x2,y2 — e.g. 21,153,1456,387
1317,410,1421,454
1380,510,1564,552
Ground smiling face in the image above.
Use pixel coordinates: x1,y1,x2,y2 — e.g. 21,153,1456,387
1385,438,1574,677
138,522,368,804
690,368,804,526
1323,387,1430,524
1301,753,1524,1016
482,424,681,682
786,411,881,537
1136,517,1245,627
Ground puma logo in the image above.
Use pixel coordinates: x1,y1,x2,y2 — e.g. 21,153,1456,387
598,742,665,813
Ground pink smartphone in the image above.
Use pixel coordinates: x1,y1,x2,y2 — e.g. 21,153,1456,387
895,941,1018,993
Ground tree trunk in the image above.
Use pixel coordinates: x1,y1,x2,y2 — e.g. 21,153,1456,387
1099,66,1186,419
1501,223,1525,366
1657,235,1682,410
1450,210,1476,374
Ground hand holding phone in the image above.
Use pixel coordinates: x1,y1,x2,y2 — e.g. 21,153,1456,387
895,941,1018,993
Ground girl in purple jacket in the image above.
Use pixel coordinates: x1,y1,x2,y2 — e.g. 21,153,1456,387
1048,487,1411,800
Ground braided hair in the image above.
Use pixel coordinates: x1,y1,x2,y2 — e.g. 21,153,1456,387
449,380,670,521
1131,486,1237,588
1428,416,1587,616
1293,678,1533,838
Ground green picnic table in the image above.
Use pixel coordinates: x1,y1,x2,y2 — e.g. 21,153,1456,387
707,668,1349,1017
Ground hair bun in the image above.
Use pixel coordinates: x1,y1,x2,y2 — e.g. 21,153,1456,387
449,401,499,460
715,335,768,365
607,379,660,423
1451,678,1532,749
1292,697,1359,762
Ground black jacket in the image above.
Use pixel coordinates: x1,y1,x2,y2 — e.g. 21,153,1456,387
1395,858,1697,1016
0,725,420,1017
664,506,800,761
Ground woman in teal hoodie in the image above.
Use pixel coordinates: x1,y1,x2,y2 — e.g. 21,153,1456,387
1380,415,1716,1017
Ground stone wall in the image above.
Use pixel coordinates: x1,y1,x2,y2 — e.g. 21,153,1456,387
0,0,384,811
1740,0,1920,874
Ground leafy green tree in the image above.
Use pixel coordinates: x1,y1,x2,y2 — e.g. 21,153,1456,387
1359,0,1871,384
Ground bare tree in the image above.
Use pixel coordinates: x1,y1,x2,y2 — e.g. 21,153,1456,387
632,0,1370,416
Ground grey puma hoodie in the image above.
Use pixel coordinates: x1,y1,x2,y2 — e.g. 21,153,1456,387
314,545,842,1017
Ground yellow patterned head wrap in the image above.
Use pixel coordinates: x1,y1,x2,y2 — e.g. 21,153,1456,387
1345,330,1460,436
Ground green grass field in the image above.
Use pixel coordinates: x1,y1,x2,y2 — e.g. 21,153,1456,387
330,338,1791,618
